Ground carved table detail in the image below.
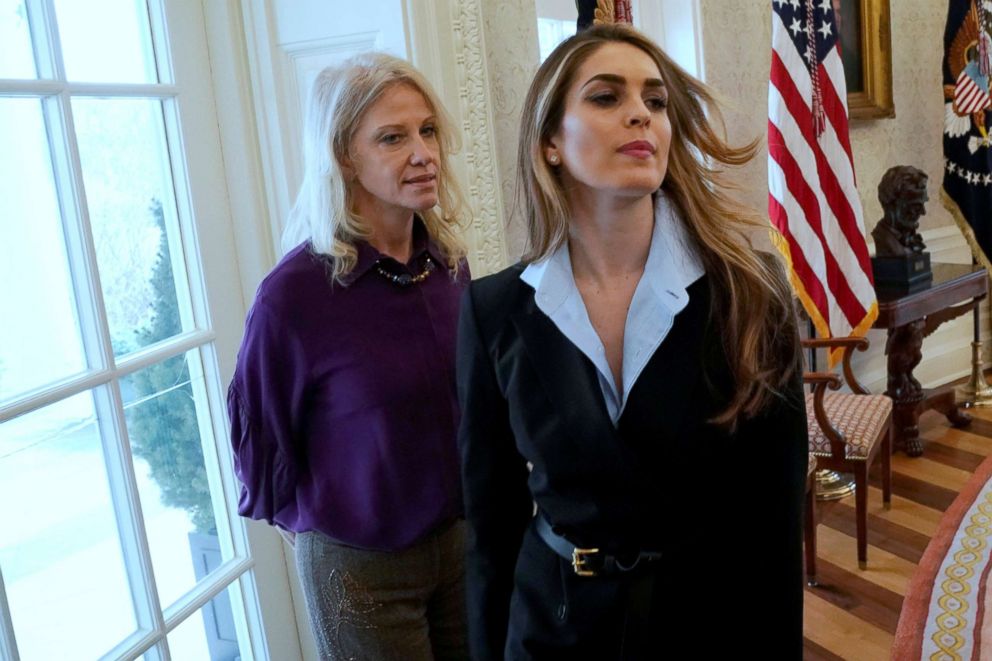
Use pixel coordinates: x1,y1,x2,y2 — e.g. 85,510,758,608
874,264,988,457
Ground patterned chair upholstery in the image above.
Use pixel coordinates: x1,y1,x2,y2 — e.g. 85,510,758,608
807,392,892,459
804,336,893,570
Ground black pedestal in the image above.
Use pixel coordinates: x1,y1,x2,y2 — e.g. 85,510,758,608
872,253,932,294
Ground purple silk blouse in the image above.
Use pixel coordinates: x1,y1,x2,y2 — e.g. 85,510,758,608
228,221,469,551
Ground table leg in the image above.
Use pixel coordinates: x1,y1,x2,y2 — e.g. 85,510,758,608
927,387,972,427
885,321,926,457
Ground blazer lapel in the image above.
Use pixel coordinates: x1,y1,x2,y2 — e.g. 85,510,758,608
619,278,711,444
510,309,617,442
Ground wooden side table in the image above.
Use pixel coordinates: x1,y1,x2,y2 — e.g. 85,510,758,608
873,264,988,457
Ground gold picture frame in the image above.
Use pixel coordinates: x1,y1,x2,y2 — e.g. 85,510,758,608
837,0,895,119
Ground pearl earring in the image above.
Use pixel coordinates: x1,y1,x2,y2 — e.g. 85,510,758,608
548,153,560,165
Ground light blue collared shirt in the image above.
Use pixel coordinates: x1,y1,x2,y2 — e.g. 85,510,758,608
520,192,705,426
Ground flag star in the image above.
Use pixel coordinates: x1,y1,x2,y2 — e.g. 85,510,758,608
789,17,803,36
790,0,801,9
773,0,786,6
948,162,958,174
984,173,992,185
818,21,832,38
819,0,832,13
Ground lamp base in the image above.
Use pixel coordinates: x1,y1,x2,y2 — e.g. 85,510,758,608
815,469,856,501
957,341,992,408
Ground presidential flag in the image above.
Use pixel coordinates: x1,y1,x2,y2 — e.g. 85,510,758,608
576,0,632,31
943,0,992,271
768,0,877,362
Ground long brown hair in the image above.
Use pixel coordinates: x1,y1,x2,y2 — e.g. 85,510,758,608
517,24,799,427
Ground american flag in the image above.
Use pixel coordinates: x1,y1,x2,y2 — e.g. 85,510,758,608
768,0,877,360
954,68,991,115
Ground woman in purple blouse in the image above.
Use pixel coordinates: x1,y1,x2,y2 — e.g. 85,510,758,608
228,53,470,660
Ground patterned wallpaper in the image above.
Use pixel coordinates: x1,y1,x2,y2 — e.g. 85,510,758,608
698,0,952,235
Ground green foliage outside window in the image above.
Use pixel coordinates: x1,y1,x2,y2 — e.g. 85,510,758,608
125,200,216,535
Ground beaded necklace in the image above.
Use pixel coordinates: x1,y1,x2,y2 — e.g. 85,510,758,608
374,254,435,287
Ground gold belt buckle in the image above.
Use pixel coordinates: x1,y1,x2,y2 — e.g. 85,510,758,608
571,546,601,577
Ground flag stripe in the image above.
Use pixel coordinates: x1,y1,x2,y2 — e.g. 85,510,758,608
814,64,875,287
768,160,837,325
771,46,873,306
768,153,832,288
768,2,877,345
819,50,854,169
768,122,866,325
771,50,872,302
768,194,832,322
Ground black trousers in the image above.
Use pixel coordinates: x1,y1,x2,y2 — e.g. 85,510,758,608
505,523,665,660
504,520,803,660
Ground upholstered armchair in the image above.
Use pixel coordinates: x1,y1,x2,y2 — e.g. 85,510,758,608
803,336,893,570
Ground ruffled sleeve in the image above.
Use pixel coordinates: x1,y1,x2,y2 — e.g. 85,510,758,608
227,298,307,528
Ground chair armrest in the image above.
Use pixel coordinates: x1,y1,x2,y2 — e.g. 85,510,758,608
800,337,870,351
803,372,843,389
804,370,848,456
801,336,871,395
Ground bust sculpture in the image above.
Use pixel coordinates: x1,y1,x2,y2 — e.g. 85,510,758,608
872,165,929,257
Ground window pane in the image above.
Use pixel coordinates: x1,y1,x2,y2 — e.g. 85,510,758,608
0,392,138,659
167,585,247,660
0,0,36,78
73,98,192,357
0,98,87,404
122,350,231,608
536,18,575,62
53,0,157,83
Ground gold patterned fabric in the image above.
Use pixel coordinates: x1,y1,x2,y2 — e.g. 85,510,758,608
807,454,817,480
806,392,892,460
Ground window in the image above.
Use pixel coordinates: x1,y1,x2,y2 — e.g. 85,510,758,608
0,1,259,658
534,0,578,62
537,17,576,62
532,0,704,79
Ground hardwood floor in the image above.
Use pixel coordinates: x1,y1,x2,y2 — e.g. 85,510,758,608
802,406,992,659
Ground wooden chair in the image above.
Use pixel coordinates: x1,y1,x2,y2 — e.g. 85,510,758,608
805,454,818,586
804,336,893,570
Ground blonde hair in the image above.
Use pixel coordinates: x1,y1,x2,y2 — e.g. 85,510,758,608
517,24,799,427
282,52,467,280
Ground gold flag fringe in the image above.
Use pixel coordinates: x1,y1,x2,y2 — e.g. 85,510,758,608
769,227,879,368
941,187,992,276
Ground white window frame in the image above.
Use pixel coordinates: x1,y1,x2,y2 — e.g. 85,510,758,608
0,0,285,658
531,1,705,78
634,0,706,81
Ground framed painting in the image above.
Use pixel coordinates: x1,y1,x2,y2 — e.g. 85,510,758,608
835,0,895,119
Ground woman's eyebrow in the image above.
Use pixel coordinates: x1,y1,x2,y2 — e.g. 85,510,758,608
580,73,665,89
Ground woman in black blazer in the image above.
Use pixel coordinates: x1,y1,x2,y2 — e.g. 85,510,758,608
456,24,808,660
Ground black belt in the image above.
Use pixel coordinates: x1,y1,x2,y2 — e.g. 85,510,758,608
535,515,662,577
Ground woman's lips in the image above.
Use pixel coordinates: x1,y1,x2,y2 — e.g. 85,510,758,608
618,141,656,159
404,173,437,186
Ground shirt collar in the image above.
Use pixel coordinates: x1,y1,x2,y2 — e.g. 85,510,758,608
340,216,444,286
644,192,705,311
520,191,705,308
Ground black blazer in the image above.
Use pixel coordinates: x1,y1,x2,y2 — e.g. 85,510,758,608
456,263,808,660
